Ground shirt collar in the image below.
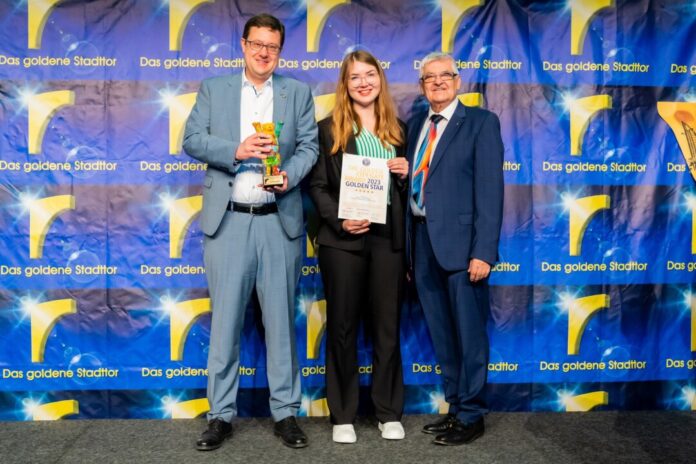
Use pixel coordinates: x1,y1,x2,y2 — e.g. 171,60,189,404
427,97,459,122
242,71,273,90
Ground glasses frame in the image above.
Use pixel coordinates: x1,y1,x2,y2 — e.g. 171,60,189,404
420,71,459,84
244,39,282,55
348,73,380,88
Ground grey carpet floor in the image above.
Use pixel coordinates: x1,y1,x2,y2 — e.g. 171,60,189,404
0,412,693,464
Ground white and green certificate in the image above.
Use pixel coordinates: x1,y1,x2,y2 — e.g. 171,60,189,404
338,154,390,224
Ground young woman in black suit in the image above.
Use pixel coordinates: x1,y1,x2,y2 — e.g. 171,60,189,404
309,50,409,443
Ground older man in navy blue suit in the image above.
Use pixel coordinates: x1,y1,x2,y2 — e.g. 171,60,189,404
407,52,503,445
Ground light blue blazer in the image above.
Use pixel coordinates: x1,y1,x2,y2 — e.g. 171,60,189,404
183,73,318,239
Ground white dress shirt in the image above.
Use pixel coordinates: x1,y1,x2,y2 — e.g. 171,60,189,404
410,97,459,216
231,72,275,204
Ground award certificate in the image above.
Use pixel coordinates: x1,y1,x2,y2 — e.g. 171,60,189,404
338,154,390,224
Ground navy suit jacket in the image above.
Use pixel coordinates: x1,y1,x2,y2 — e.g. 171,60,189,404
406,102,504,272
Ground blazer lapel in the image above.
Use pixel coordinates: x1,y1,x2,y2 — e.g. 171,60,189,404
428,102,466,175
407,113,428,162
406,112,428,204
227,74,242,143
273,75,288,129
332,135,357,177
345,136,358,155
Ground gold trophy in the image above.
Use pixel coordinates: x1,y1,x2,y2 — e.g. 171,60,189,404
252,121,284,187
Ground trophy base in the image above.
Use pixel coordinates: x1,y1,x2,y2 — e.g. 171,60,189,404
263,175,284,187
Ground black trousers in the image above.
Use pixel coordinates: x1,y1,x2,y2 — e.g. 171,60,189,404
319,233,405,425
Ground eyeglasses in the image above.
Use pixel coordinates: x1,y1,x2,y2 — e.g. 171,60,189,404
348,73,379,88
244,39,281,55
420,72,458,84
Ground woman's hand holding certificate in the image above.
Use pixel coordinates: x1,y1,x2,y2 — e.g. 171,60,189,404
342,219,371,234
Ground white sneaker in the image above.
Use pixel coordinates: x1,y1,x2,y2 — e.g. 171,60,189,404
333,424,357,443
378,421,405,440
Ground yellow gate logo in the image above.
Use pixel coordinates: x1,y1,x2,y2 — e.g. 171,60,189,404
159,194,202,258
430,391,450,414
441,0,484,53
21,193,76,259
164,397,210,419
27,0,63,49
570,0,614,55
169,0,215,51
26,399,79,420
562,293,610,355
314,93,336,122
301,396,329,417
458,92,484,107
305,299,327,360
307,0,351,52
21,90,75,155
160,90,197,155
161,297,211,361
683,387,696,411
689,292,695,352
564,94,612,156
657,102,696,181
562,391,608,412
563,193,610,256
22,297,76,363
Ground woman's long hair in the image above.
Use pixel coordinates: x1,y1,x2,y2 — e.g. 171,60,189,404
330,50,403,154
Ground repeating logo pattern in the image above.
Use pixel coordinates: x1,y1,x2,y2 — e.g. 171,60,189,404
0,0,694,420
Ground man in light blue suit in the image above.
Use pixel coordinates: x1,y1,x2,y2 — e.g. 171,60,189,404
183,13,318,451
407,52,503,446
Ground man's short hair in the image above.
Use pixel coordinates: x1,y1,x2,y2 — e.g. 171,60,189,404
243,13,285,48
419,52,457,78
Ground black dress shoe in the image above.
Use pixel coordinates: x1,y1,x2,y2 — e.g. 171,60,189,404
433,418,484,446
196,418,233,451
274,416,308,448
422,414,457,435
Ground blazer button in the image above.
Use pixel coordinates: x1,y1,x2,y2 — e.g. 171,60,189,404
228,182,232,187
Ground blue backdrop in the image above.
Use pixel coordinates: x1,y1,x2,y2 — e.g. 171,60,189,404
0,0,695,421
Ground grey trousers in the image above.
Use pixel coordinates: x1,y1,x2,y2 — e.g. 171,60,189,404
204,210,302,422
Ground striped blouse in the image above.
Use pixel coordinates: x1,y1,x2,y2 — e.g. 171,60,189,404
354,126,396,159
354,126,395,205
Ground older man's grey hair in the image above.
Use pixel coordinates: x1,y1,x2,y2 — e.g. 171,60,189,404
418,52,458,78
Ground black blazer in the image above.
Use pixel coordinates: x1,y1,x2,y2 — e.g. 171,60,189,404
309,116,408,251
